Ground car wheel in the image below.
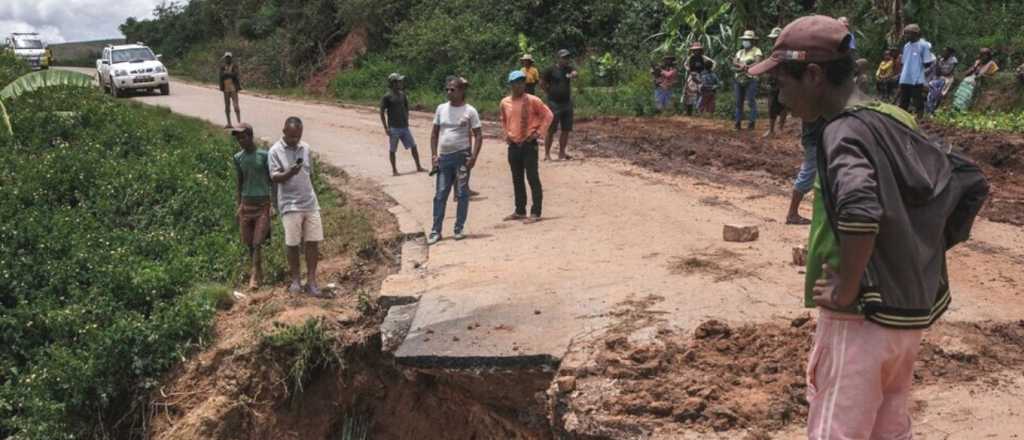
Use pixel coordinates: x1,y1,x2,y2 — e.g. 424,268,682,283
160,84,170,96
112,83,122,98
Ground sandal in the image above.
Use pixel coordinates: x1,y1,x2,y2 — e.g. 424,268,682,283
786,217,812,225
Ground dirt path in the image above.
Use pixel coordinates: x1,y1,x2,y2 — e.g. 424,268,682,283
68,69,1024,438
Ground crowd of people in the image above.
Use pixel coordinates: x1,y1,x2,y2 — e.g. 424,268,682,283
221,14,993,440
643,18,1020,130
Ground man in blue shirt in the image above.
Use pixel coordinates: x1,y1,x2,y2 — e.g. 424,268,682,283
898,24,931,117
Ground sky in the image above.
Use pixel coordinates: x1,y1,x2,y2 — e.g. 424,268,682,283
1,0,170,44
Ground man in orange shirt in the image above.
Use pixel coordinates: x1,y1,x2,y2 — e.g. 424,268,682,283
500,70,554,224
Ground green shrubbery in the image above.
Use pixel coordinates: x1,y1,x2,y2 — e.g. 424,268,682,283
0,51,30,87
0,76,359,437
934,110,1024,133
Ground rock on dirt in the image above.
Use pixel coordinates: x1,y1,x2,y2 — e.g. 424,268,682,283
723,224,759,242
556,375,577,393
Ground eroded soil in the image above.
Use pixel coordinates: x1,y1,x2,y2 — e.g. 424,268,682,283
577,116,1024,226
147,172,552,440
550,296,1024,439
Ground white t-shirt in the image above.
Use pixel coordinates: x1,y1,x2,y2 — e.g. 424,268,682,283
433,102,481,155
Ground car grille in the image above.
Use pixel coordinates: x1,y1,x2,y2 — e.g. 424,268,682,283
129,68,155,74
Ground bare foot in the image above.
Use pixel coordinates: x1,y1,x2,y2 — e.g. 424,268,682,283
503,213,526,221
544,156,551,161
523,216,542,224
392,170,400,177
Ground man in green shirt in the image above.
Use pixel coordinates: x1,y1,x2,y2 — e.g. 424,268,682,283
750,16,987,439
232,123,273,290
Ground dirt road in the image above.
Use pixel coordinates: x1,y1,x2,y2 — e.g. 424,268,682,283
68,69,1024,438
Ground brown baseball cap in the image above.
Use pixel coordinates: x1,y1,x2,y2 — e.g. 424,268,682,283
748,15,852,76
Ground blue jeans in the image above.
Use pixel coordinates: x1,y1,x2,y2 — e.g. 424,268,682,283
432,150,471,234
795,120,823,194
733,79,759,123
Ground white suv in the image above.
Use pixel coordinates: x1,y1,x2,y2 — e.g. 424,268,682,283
97,43,170,97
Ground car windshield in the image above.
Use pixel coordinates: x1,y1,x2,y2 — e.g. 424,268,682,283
112,48,156,63
14,39,44,49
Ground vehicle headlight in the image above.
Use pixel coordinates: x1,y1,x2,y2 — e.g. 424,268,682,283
154,66,166,73
115,70,129,77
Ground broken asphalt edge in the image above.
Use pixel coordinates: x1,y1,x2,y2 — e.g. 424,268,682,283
378,202,564,370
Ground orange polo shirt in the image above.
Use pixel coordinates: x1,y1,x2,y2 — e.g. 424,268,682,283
499,93,554,144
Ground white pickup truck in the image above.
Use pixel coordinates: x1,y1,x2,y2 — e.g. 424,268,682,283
5,33,48,70
96,43,170,98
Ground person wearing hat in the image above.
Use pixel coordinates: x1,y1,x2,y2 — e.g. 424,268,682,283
897,24,932,117
219,52,242,128
732,30,763,130
231,122,273,290
750,15,982,439
500,70,553,224
520,54,540,95
541,49,578,161
685,42,718,114
380,73,425,176
653,54,679,113
763,27,788,137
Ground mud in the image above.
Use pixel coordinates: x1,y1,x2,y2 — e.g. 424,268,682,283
147,172,552,440
577,117,1024,226
148,289,552,440
921,121,1024,226
550,297,1024,439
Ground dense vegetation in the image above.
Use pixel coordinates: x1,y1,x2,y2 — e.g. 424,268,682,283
123,0,1024,114
0,55,362,438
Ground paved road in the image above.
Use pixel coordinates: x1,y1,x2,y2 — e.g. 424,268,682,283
61,68,1024,438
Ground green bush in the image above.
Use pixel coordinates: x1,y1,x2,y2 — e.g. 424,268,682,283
0,51,30,87
0,86,295,439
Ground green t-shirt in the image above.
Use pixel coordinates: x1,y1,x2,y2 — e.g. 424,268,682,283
233,149,272,201
804,102,919,308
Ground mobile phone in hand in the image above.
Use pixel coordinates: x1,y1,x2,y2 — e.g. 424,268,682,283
296,158,303,165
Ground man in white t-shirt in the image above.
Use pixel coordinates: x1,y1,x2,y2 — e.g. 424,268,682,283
428,77,483,245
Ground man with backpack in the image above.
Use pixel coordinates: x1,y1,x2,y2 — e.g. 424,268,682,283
749,16,988,439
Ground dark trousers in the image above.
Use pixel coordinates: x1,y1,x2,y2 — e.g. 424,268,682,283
508,141,542,217
898,84,926,115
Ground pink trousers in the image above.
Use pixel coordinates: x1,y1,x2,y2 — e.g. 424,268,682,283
807,309,924,440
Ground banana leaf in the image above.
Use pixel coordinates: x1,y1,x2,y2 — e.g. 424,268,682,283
0,69,94,101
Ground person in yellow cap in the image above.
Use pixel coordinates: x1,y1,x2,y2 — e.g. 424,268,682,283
732,30,763,130
520,54,540,95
